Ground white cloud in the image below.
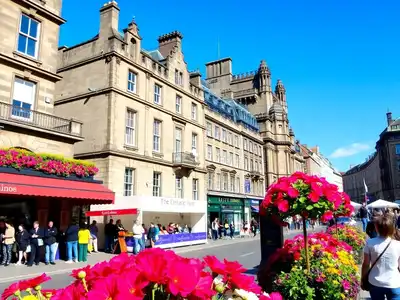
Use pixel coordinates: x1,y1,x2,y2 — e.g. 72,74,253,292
330,143,371,158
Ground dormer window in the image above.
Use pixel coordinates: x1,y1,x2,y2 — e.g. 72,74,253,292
175,69,183,86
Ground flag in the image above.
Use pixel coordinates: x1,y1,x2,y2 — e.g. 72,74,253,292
363,178,369,203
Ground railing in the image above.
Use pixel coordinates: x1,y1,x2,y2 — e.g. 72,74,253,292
0,102,82,137
233,88,257,98
172,152,199,167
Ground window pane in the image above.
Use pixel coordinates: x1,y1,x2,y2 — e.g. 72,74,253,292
17,35,27,53
20,15,29,34
27,38,36,57
29,19,39,37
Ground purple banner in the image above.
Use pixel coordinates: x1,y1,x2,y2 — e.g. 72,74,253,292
155,232,207,245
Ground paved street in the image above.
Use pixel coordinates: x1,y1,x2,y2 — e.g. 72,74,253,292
0,230,307,292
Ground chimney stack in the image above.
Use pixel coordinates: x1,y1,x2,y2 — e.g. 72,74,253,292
157,31,183,58
99,1,120,39
387,111,393,126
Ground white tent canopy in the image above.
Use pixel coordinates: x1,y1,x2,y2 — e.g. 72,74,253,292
351,201,362,208
367,199,400,209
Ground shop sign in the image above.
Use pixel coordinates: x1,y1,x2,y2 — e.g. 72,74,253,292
208,196,242,204
160,197,195,208
251,200,260,205
0,184,17,193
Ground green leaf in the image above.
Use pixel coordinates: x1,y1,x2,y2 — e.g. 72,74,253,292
306,205,314,210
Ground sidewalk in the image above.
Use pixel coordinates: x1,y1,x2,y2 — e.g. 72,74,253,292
0,227,316,284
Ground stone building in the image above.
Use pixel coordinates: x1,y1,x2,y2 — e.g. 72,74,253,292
204,58,305,186
54,1,208,237
343,112,400,203
203,81,265,229
0,0,82,155
299,144,343,191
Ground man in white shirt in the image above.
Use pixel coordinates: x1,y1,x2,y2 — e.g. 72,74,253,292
132,220,144,254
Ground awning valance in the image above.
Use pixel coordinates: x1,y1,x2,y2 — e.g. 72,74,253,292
86,208,138,217
0,173,114,203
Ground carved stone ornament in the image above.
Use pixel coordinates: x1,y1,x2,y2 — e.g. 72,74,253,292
29,8,37,17
116,57,121,65
146,72,151,79
23,69,32,79
105,56,112,63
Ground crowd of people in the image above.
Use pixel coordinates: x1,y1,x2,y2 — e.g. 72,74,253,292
359,205,400,299
209,218,259,240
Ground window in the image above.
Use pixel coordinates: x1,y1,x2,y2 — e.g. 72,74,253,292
153,120,161,152
229,152,233,166
259,161,262,173
208,173,214,190
244,139,248,151
213,147,219,162
222,129,227,142
228,132,233,145
191,103,197,120
207,145,213,160
234,135,239,147
128,71,137,93
216,173,221,190
11,78,36,120
259,145,262,156
175,177,183,198
175,69,183,86
244,156,249,170
154,84,162,104
125,109,136,146
396,144,400,155
250,159,254,171
222,150,227,164
18,15,40,58
206,122,212,137
255,160,258,171
235,154,240,168
175,95,182,113
175,127,182,152
236,177,240,193
222,173,228,191
191,133,198,153
230,175,235,192
249,141,253,153
192,179,199,200
124,168,134,196
153,172,161,196
214,126,220,140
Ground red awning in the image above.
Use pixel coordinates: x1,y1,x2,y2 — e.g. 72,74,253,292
86,208,138,217
0,173,114,203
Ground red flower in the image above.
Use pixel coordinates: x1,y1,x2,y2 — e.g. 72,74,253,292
203,256,226,276
287,187,299,198
167,258,201,297
1,281,29,300
50,285,85,300
229,273,261,294
223,259,247,274
308,190,320,203
321,210,334,222
187,274,215,300
70,265,91,280
277,200,289,212
24,273,51,288
135,248,175,284
87,275,133,300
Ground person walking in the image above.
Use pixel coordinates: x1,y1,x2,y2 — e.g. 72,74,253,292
15,224,29,265
132,220,144,254
360,203,369,232
211,218,219,241
361,215,400,299
89,220,98,253
65,221,79,264
27,221,44,267
229,221,235,239
147,223,157,248
44,221,58,265
78,224,91,263
250,218,258,237
1,221,15,266
104,219,115,253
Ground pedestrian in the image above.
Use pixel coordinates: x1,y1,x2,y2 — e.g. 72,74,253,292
361,215,400,298
78,224,91,263
147,223,157,248
229,221,235,239
1,221,15,266
89,220,98,253
44,221,58,265
132,220,144,254
211,218,219,240
223,219,229,239
15,224,29,265
360,203,369,232
251,218,258,237
104,219,115,253
64,221,79,264
27,221,44,267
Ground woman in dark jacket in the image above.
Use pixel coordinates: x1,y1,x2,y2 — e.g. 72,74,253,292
15,224,29,265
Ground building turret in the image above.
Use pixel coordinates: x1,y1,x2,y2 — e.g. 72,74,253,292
258,60,271,93
275,79,286,103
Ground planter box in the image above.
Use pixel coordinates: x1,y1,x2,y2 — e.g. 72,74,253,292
0,166,100,183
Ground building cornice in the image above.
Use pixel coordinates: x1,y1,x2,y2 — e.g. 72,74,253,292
74,150,208,174
0,53,62,82
14,0,66,25
54,87,206,131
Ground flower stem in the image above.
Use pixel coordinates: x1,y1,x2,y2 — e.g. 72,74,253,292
303,218,310,272
82,278,88,293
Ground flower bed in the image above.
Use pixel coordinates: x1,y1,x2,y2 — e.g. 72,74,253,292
0,148,98,178
258,232,360,300
327,224,367,264
1,248,283,300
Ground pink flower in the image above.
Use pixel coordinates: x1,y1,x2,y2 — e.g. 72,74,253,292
287,187,299,198
277,200,289,213
321,210,334,222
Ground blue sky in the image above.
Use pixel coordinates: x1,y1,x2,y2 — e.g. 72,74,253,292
60,0,400,172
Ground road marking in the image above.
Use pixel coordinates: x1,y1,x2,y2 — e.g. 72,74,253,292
240,252,255,257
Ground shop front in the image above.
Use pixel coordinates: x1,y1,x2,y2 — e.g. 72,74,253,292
0,170,115,231
248,198,262,223
90,195,208,249
207,195,245,233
